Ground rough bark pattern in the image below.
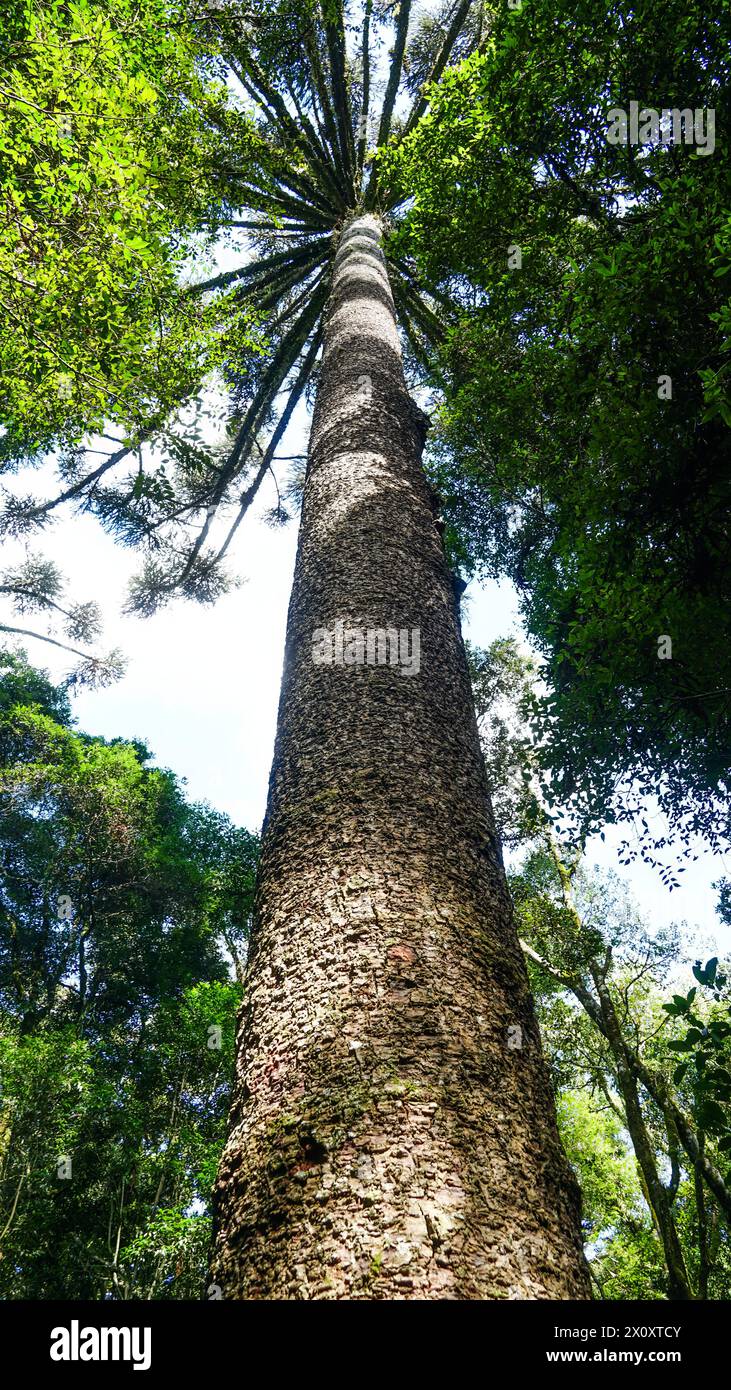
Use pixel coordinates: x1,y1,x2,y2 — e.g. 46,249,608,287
211,215,591,1300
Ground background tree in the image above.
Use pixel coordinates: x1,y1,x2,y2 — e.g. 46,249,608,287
0,0,260,461
471,635,731,1299
387,0,731,868
556,1089,667,1300
0,650,258,1297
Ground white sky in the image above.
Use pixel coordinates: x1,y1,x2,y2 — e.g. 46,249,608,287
2,412,728,959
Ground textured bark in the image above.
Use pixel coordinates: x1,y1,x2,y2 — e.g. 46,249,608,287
211,214,591,1300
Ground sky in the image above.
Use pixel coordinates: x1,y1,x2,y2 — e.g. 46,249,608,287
2,405,728,960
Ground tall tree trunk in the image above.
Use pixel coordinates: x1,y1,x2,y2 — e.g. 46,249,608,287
211,214,590,1300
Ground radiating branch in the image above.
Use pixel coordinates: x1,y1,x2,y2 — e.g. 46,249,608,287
320,0,356,196
401,0,473,139
216,327,323,565
176,282,329,587
357,0,373,180
367,0,413,206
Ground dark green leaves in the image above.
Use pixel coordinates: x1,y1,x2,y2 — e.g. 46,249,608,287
387,0,731,865
0,652,258,1297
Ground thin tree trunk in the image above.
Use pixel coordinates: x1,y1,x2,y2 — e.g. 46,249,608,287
634,1056,731,1223
522,932,731,1225
589,965,693,1300
211,214,590,1300
694,1134,710,1299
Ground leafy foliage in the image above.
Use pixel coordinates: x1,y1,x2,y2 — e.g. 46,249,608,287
0,0,260,461
664,958,731,1152
520,853,731,1299
471,634,731,1298
0,651,257,1296
388,0,731,864
557,1089,666,1300
0,0,476,615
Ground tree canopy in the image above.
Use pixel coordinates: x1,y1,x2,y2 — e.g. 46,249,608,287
3,0,726,869
387,0,731,865
0,649,257,1296
0,0,260,461
1,0,474,615
471,634,731,1299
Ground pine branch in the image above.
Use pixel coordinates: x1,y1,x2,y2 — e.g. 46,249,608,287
190,239,327,299
258,260,331,320
270,163,341,222
320,0,356,195
0,625,122,684
229,182,334,230
6,442,136,529
231,52,347,210
367,0,413,206
282,72,341,195
303,24,344,177
390,266,446,346
216,327,323,565
237,247,331,311
176,282,329,587
401,0,473,139
357,0,373,179
391,279,433,370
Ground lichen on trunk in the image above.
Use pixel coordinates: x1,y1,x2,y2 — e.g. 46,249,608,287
210,214,591,1300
